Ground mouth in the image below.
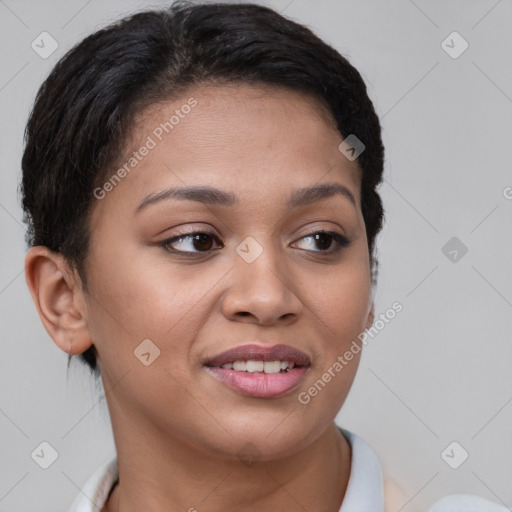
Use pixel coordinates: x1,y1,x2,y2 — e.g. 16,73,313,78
204,343,311,399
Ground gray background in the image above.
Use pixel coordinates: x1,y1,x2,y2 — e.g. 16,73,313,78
1,0,511,510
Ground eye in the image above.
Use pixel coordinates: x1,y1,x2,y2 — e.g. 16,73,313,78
159,229,350,256
292,230,351,254
160,231,223,254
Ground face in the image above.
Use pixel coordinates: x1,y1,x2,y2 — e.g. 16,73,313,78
84,83,374,460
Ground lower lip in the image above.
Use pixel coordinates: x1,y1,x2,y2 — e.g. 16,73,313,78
205,367,308,398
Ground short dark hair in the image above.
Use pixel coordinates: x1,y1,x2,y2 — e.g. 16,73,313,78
20,1,385,378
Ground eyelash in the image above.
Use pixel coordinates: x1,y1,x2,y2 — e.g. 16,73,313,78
159,229,351,257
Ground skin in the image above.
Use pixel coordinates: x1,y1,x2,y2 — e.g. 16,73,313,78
25,83,375,512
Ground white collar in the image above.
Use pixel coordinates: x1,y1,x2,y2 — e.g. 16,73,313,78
68,454,118,511
338,428,385,511
68,427,384,511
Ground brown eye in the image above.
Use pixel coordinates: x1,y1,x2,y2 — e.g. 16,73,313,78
293,231,350,253
312,232,333,251
161,231,222,254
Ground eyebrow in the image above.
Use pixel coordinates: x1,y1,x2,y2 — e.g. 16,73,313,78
135,182,356,213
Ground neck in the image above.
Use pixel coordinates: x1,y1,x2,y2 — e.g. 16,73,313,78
103,419,351,512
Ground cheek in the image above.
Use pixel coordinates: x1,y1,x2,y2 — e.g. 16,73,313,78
85,251,213,422
85,246,221,364
298,252,370,415
308,260,371,342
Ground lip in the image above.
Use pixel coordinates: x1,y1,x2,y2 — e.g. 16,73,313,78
205,343,311,367
204,343,311,399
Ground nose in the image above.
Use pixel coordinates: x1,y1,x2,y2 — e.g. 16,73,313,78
220,241,303,326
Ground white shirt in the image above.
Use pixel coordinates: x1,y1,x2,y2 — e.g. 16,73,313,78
67,428,384,511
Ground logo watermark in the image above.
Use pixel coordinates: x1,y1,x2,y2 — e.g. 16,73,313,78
93,97,198,200
298,301,403,405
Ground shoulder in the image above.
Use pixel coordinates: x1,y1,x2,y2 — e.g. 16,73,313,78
426,494,510,512
382,483,509,512
383,477,411,512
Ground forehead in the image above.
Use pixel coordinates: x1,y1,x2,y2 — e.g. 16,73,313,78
135,82,355,169
90,82,362,225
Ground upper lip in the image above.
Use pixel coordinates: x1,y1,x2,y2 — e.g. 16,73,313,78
205,343,311,367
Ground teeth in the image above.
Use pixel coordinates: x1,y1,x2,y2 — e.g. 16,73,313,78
263,361,281,374
246,360,264,372
222,360,295,373
232,361,247,371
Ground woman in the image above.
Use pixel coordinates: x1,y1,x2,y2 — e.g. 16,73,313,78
21,2,503,510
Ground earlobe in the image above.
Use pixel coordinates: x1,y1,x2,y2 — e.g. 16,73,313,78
365,300,375,331
24,246,93,356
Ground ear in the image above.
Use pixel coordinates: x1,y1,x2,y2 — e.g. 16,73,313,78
24,246,93,356
364,299,375,331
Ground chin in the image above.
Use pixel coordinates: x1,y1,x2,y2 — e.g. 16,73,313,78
212,421,312,462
